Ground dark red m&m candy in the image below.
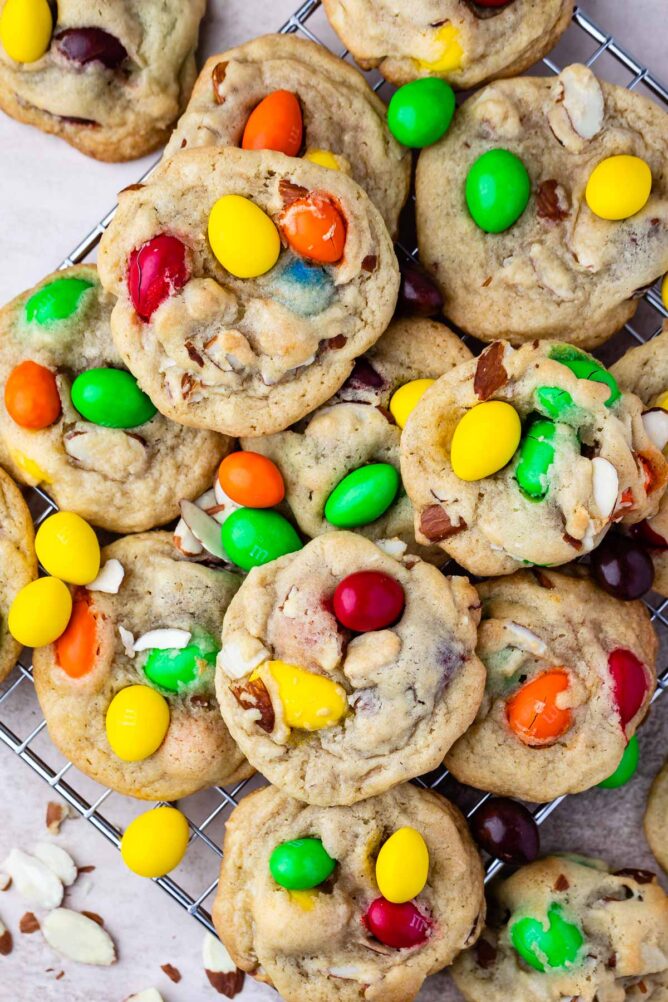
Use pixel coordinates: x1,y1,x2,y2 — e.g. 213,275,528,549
470,797,540,865
630,519,668,550
590,533,654,601
55,28,128,68
127,235,189,321
608,648,650,728
363,897,431,949
398,261,443,317
333,571,405,632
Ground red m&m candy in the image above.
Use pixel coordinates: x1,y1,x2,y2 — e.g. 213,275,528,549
631,519,668,550
218,452,285,508
127,234,189,321
363,897,431,949
333,571,405,632
608,648,650,728
242,90,303,156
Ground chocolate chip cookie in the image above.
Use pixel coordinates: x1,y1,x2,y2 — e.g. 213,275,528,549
0,467,36,682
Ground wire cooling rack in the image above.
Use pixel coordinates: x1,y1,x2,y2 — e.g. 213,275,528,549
1,0,667,948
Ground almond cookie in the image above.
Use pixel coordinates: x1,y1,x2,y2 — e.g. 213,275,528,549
416,65,668,347
0,0,205,160
612,326,668,596
445,569,657,801
321,0,572,89
645,760,668,874
98,147,400,438
33,532,250,801
244,318,471,562
0,266,230,534
165,33,411,237
0,467,36,682
213,783,485,1002
452,855,668,1002
215,531,484,805
400,340,668,576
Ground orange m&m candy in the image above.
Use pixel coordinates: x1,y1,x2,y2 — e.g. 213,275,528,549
55,591,97,678
280,193,346,264
242,90,303,157
506,669,572,747
218,451,285,508
5,360,61,429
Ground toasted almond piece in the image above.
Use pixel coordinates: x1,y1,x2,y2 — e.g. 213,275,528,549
174,517,204,557
161,962,181,983
32,843,77,887
125,991,165,1002
642,408,668,452
592,457,619,519
86,559,125,594
19,912,40,934
118,625,135,658
180,500,229,561
41,908,116,966
560,64,604,139
46,801,71,835
0,919,12,955
133,628,191,653
3,849,64,909
0,874,11,892
203,932,245,997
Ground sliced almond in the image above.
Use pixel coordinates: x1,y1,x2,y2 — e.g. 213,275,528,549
3,849,64,909
591,457,619,519
503,621,548,656
133,628,191,653
46,801,71,835
125,991,165,1002
560,64,604,139
41,908,116,966
0,919,12,956
174,517,204,558
118,625,135,658
180,500,229,561
217,638,270,680
203,932,245,997
375,538,408,560
213,479,242,523
33,843,77,887
0,874,11,892
642,409,668,452
329,964,361,979
86,559,125,594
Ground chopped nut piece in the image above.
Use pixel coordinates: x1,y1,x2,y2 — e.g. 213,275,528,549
161,963,181,983
474,342,508,400
0,921,12,956
19,912,40,934
46,801,71,835
419,505,467,542
231,679,275,733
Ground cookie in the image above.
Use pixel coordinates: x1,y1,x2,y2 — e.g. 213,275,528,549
0,467,37,682
400,340,668,576
417,65,668,347
165,33,411,237
215,531,485,805
97,147,400,438
0,266,230,534
0,0,205,160
611,326,668,596
213,782,485,1002
32,532,250,800
644,761,668,874
321,0,573,89
445,569,657,801
244,318,471,561
452,855,668,1002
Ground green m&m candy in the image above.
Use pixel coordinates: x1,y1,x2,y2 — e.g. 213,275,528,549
71,368,157,428
325,463,400,528
387,78,456,148
549,346,621,407
25,277,93,325
515,419,557,501
221,508,302,571
598,735,639,789
269,838,336,890
465,149,531,233
535,386,576,422
510,903,584,972
142,629,218,693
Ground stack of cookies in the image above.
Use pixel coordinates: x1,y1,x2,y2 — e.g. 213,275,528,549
0,2,667,1000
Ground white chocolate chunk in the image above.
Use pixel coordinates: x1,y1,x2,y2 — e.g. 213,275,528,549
86,559,125,594
591,457,619,519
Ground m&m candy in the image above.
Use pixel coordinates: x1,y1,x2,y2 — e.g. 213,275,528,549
415,24,462,73
8,577,72,648
598,734,639,789
280,193,346,264
55,592,97,678
387,78,456,149
375,827,429,904
142,631,218,693
120,806,189,878
363,898,431,949
549,346,621,407
510,903,583,972
54,27,128,68
269,838,336,890
221,508,302,571
105,685,170,762
470,798,540,864
71,369,157,429
465,149,531,233
25,277,93,325
5,360,61,429
389,379,434,429
35,512,100,585
398,262,443,317
506,669,573,746
263,660,347,731
514,419,557,500
0,0,52,63
590,533,654,601
450,401,521,481
127,234,189,321
324,464,400,528
242,90,303,156
304,149,342,171
608,648,649,728
333,571,405,633
218,452,285,508
209,195,280,279
586,155,652,221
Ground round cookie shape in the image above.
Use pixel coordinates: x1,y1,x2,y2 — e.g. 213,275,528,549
213,783,485,1002
445,569,657,801
0,467,37,682
0,0,205,161
612,326,668,597
244,318,471,561
645,760,668,873
416,65,668,348
32,532,250,801
97,147,400,439
215,532,485,805
452,856,668,1002
321,0,573,89
400,340,668,576
0,266,230,533
164,33,411,237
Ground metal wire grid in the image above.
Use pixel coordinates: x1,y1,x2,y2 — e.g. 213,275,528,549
0,0,666,944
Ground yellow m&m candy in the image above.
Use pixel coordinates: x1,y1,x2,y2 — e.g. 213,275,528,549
376,826,429,903
450,400,521,481
208,194,280,279
0,0,52,63
264,660,347,731
389,379,435,429
661,274,667,310
415,24,463,72
304,149,342,171
35,511,100,585
120,806,189,878
585,155,652,221
654,390,668,412
105,685,170,762
8,577,72,647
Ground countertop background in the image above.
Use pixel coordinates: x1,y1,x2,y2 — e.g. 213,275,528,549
0,2,666,1000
